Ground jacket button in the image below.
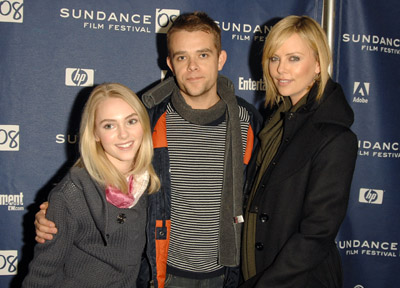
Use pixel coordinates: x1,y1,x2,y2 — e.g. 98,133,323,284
117,213,126,224
255,242,264,250
259,213,269,223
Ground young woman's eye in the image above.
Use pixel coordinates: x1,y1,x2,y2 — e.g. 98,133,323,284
103,124,113,129
128,118,138,125
270,56,279,62
289,56,300,61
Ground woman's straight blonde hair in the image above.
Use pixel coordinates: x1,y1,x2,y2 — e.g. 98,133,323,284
75,83,160,194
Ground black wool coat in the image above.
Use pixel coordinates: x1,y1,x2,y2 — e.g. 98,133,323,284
241,79,358,288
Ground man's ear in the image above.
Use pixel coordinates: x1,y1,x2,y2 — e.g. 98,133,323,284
218,50,227,71
167,56,175,75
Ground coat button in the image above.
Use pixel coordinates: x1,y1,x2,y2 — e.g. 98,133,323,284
259,213,269,223
255,242,264,250
117,213,126,224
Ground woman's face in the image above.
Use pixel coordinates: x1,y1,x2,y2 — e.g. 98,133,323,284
269,33,320,105
94,97,144,174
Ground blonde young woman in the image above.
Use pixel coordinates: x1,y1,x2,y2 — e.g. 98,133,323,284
241,16,357,287
23,83,160,287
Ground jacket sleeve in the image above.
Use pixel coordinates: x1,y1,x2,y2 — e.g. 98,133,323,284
22,179,78,288
250,129,357,288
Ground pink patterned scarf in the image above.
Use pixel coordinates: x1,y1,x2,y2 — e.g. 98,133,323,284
105,171,149,208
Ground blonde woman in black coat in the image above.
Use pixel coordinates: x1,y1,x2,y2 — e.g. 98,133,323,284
241,16,357,288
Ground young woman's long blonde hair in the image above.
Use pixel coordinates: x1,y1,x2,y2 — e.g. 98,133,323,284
262,15,332,108
75,83,160,194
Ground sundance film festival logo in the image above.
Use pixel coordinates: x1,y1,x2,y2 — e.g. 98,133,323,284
0,0,23,23
342,33,400,56
358,139,400,158
338,239,398,258
0,125,19,151
60,8,152,33
155,8,179,33
0,250,18,275
65,68,94,87
353,82,370,103
359,188,384,204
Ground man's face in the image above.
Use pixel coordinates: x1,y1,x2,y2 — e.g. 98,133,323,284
167,30,227,109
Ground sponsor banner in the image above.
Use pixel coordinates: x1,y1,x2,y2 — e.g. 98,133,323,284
10,1,384,287
358,140,400,159
58,7,180,34
0,193,25,211
341,33,400,56
352,82,370,104
0,125,19,151
65,68,94,87
0,251,18,275
0,0,23,23
335,0,400,287
338,239,399,258
358,188,384,204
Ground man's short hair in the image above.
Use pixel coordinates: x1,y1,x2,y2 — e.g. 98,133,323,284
167,11,222,55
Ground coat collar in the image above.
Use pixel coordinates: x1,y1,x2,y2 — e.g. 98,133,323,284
296,79,354,129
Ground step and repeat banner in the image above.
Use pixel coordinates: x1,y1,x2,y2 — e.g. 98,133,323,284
334,0,400,287
0,0,398,287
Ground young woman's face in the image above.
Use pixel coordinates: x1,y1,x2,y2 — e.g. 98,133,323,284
269,33,320,105
94,97,143,174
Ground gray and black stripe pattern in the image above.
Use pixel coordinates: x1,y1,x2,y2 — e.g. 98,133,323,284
166,103,251,273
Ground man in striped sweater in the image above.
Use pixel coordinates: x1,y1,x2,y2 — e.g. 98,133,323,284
34,12,262,288
141,12,262,288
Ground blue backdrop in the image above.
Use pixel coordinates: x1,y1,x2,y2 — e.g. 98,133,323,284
0,0,398,287
334,1,400,288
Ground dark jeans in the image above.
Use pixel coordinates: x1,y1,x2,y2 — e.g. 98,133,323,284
165,274,225,288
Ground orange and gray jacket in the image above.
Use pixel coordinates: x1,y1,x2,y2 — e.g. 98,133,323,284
142,75,262,288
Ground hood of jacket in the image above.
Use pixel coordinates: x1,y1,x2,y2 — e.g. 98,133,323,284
305,78,354,129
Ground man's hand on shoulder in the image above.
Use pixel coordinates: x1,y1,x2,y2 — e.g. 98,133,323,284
34,201,58,243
